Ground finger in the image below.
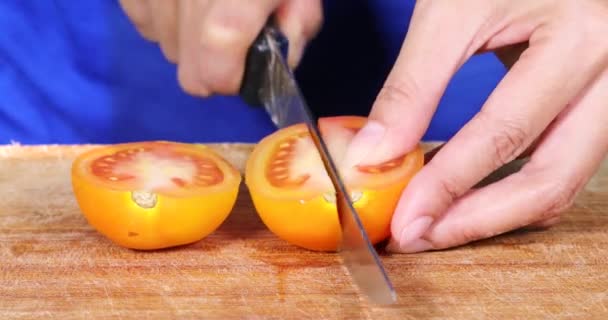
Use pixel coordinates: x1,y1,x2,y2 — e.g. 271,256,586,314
198,0,282,95
275,0,323,68
392,69,608,253
343,1,508,168
176,0,210,96
529,71,608,183
389,20,608,251
148,0,179,63
391,165,573,252
119,0,157,41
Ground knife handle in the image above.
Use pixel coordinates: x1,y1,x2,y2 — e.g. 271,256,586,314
239,22,289,107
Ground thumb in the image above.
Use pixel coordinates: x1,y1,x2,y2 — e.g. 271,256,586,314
343,2,491,167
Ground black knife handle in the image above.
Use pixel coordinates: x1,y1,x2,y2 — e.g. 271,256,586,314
239,23,289,107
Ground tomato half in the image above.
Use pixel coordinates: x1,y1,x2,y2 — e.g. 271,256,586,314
71,141,241,250
245,116,424,251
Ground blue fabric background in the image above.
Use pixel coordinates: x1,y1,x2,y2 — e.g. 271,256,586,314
0,0,506,145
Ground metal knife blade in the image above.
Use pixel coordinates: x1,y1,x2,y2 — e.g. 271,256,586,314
240,24,397,304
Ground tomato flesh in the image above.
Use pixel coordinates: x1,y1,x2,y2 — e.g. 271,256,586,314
80,142,228,194
246,116,424,251
268,131,411,191
71,141,241,250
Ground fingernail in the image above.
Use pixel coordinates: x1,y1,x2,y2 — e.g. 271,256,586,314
398,216,434,247
342,120,386,168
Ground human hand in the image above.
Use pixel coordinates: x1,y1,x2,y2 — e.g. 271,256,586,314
119,0,322,96
345,0,608,253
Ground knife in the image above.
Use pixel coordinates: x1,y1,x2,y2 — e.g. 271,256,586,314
239,23,397,305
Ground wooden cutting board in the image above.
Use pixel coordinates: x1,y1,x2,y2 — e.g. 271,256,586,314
1,143,607,319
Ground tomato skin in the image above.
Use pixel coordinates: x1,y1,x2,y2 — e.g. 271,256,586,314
246,116,424,252
71,141,241,250
249,181,414,252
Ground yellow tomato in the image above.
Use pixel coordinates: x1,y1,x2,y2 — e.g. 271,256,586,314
245,116,424,251
71,141,241,250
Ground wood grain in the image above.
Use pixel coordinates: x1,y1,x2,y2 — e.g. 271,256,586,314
0,144,606,319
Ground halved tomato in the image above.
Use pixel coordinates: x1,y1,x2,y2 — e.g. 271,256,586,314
71,141,241,250
245,116,424,251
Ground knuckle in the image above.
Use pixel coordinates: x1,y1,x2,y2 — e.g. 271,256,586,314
375,77,425,111
201,14,254,50
459,226,489,245
205,74,240,95
426,164,463,205
524,216,561,231
534,209,562,228
542,178,582,218
198,61,241,95
436,176,461,204
481,114,529,167
177,68,207,97
538,217,562,229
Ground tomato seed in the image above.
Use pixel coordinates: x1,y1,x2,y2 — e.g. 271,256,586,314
384,161,397,167
322,193,336,203
271,166,287,173
350,191,363,202
172,177,187,187
276,150,290,157
273,154,291,161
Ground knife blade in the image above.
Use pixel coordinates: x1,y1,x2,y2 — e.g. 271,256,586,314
240,24,397,304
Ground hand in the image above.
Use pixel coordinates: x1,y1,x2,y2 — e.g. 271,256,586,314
345,0,608,253
119,0,322,96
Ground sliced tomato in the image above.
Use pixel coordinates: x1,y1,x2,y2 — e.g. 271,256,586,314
71,141,241,250
245,116,424,251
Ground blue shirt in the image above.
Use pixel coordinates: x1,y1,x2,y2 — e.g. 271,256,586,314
0,0,505,145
